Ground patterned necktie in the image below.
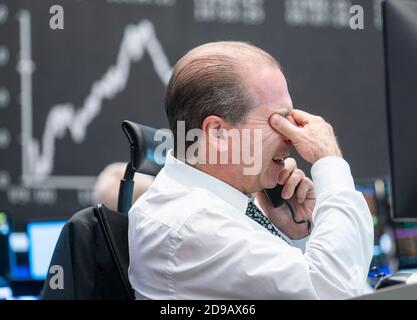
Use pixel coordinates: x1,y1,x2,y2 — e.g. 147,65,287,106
245,201,290,244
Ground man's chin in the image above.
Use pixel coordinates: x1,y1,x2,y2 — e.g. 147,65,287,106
261,179,280,190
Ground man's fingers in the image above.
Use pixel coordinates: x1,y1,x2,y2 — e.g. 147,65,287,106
269,114,300,140
282,169,305,200
296,177,313,203
277,157,297,185
291,109,313,126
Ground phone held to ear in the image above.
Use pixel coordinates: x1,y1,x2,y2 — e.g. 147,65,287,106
263,184,285,208
263,184,312,235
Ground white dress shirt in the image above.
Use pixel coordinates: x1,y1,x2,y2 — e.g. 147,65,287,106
128,150,374,299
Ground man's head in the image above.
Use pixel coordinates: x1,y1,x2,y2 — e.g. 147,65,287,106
164,41,294,194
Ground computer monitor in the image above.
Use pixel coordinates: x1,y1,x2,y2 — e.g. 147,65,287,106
394,221,417,269
27,221,65,280
383,0,417,220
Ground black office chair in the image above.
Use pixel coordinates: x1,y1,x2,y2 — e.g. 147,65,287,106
42,121,171,300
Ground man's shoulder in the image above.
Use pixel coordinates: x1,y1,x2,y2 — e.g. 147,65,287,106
129,186,229,233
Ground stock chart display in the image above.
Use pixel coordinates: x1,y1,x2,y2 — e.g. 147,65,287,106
0,0,388,229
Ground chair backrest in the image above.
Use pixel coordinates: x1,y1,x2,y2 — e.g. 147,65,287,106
118,121,173,213
122,120,173,175
42,205,133,300
95,204,134,299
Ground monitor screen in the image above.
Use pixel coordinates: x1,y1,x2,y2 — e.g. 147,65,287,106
383,0,417,219
27,221,65,280
395,222,417,269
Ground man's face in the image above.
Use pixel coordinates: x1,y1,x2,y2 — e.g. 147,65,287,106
236,65,293,192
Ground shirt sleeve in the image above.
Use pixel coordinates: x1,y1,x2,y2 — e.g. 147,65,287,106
305,156,374,298
172,157,374,300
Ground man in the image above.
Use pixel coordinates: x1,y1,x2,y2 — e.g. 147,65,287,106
128,41,374,299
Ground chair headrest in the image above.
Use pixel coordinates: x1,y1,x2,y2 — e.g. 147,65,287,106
121,120,173,176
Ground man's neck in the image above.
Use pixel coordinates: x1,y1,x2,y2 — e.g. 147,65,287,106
192,163,250,196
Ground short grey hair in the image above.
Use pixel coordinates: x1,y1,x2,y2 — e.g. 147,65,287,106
164,41,279,153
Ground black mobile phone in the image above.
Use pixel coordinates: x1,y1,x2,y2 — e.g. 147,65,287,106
263,184,285,208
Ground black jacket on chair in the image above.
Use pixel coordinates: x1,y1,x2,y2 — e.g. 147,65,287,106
41,205,133,300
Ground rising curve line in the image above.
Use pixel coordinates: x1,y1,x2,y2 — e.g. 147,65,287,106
17,10,172,188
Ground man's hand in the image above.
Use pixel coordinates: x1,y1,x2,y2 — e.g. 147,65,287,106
270,110,342,164
256,158,315,240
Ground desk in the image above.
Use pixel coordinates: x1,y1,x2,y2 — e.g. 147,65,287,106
354,283,417,300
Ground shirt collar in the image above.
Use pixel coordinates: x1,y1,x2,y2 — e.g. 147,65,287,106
163,149,252,214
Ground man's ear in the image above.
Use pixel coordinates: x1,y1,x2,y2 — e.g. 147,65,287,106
201,115,229,153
